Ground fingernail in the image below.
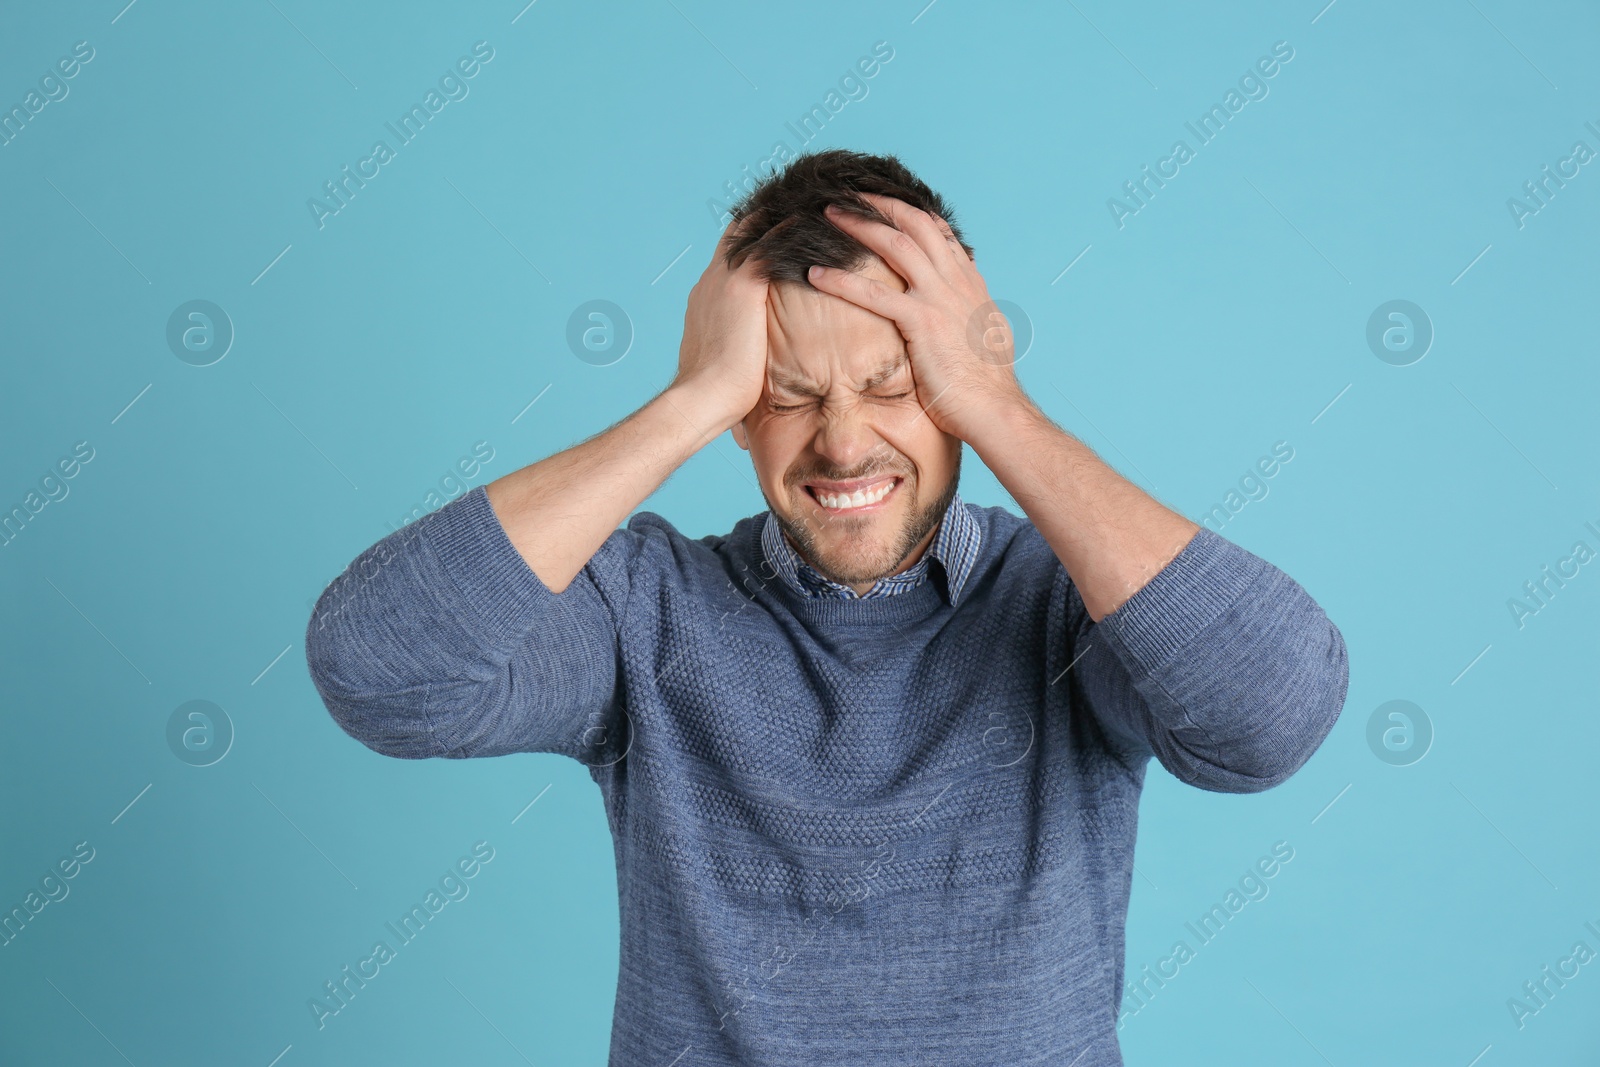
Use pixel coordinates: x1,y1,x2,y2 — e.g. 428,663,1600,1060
823,204,841,216
808,264,823,279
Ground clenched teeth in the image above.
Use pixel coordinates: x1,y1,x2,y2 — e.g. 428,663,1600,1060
815,479,895,510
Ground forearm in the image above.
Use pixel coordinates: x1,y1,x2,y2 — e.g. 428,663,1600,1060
311,383,706,751
964,393,1199,622
1074,526,1349,792
974,394,1347,790
485,383,732,593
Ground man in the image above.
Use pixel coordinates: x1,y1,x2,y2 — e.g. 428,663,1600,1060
306,149,1348,1066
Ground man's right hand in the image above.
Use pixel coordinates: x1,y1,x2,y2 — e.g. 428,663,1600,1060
485,216,772,593
670,217,770,435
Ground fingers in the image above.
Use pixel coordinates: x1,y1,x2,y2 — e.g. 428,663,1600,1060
926,210,971,261
821,197,947,291
723,208,757,235
883,196,969,270
858,191,947,253
863,192,971,271
832,192,966,284
709,220,767,290
806,262,917,322
716,212,761,266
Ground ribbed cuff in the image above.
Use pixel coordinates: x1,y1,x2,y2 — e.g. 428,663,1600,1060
416,485,559,640
1097,527,1264,672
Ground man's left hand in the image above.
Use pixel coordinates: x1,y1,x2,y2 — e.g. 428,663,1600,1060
807,191,1027,442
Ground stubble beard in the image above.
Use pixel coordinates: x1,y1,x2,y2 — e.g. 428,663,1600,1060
771,450,961,588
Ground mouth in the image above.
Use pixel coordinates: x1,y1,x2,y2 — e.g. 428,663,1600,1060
802,475,903,514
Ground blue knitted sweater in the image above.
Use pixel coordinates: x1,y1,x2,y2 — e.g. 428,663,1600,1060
305,484,1348,1066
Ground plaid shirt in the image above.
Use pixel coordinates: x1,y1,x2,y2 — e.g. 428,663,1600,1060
758,490,983,607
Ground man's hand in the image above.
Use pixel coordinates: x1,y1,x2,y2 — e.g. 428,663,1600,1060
670,216,771,437
811,190,1198,620
806,192,1027,442
485,218,769,593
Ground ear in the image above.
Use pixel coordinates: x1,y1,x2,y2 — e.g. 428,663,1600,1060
731,419,749,451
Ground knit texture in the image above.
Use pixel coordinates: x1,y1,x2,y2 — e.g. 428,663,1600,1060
306,485,1348,1066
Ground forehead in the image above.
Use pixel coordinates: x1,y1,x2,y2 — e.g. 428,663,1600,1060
765,254,909,393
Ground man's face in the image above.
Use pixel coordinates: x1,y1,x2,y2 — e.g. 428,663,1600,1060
732,253,962,590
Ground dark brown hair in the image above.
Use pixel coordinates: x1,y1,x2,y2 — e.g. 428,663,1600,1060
721,149,973,285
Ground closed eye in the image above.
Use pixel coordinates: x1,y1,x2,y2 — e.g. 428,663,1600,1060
769,391,909,413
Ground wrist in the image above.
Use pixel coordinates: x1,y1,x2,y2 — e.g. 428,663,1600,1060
659,380,746,441
946,382,1038,451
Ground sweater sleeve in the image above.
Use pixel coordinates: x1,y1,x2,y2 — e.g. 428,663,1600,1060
305,485,644,762
1064,527,1349,794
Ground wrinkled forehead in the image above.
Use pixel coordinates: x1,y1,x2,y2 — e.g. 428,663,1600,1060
764,254,909,394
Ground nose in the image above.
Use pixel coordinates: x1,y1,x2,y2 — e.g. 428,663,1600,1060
810,399,884,474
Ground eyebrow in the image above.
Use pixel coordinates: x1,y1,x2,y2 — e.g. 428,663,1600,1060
768,355,909,397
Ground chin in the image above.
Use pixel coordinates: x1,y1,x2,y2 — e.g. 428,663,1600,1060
802,515,913,580
811,545,900,585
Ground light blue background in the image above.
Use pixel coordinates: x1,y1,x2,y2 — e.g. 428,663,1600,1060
2,0,1596,1063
